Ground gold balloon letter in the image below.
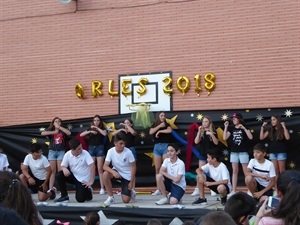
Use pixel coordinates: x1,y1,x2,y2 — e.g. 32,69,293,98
108,80,118,98
75,83,84,99
92,80,103,97
204,73,216,96
137,78,148,97
121,79,132,98
194,74,202,97
176,76,190,96
162,77,173,96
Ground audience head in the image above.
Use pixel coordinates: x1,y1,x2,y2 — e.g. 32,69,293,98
224,192,256,225
0,171,42,225
84,211,100,225
197,211,236,225
147,218,162,225
273,170,300,225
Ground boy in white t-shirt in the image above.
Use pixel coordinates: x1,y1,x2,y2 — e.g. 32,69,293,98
19,143,56,203
155,143,186,205
192,148,231,206
103,132,136,206
55,138,95,203
245,143,276,200
0,145,9,171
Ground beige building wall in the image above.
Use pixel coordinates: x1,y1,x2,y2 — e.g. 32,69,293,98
1,1,299,126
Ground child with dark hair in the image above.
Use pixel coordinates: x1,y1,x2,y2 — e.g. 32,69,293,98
245,143,276,200
103,132,136,206
0,171,43,225
55,138,95,203
192,148,231,206
84,211,100,225
260,115,290,178
147,218,162,225
80,115,107,195
223,112,253,196
197,211,236,225
41,117,71,190
155,143,186,205
255,170,300,225
224,191,256,225
19,143,56,203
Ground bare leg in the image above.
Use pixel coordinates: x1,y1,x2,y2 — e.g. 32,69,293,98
245,175,257,195
272,160,279,178
231,162,239,192
103,171,113,196
49,160,57,189
156,174,167,197
154,155,162,189
197,171,207,198
278,160,286,175
96,156,105,189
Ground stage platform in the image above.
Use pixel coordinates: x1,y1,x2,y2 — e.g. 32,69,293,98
36,186,247,225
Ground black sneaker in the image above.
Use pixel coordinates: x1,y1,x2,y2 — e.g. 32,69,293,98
192,197,207,205
49,190,56,200
54,195,69,203
220,196,227,206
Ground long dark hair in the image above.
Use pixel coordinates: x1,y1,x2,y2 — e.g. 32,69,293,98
48,117,62,130
0,171,42,225
91,115,105,129
153,111,166,126
268,115,285,141
273,170,300,225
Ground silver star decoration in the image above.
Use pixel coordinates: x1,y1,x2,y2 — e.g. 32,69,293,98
106,126,113,133
67,124,73,130
222,149,229,156
39,127,45,132
256,114,264,121
221,114,229,121
284,109,293,117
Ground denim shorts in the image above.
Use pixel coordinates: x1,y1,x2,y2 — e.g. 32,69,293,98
153,143,168,156
198,153,207,161
129,147,137,161
230,152,249,164
48,150,65,161
269,153,287,161
88,145,105,157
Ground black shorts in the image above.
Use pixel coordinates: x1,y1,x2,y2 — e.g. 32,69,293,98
206,176,230,194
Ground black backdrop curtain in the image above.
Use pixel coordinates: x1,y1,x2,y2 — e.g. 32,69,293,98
0,107,299,186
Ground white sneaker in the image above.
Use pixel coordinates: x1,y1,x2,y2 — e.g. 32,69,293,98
211,190,217,196
36,202,49,206
151,189,161,196
131,190,136,202
99,188,105,195
156,197,169,205
227,191,236,198
104,196,115,206
191,188,199,196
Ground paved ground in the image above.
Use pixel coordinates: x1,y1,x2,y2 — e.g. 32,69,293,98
33,186,248,225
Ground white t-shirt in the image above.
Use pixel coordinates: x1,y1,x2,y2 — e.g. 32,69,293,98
201,162,232,189
105,147,135,181
23,154,50,180
0,153,9,171
247,158,276,187
61,150,94,183
161,157,186,190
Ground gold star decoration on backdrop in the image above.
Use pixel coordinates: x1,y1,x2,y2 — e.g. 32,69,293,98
145,152,154,166
221,114,229,121
45,142,50,146
103,122,115,142
284,109,293,117
256,114,264,121
196,113,204,121
31,138,37,144
216,127,227,147
139,131,146,138
166,115,178,129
